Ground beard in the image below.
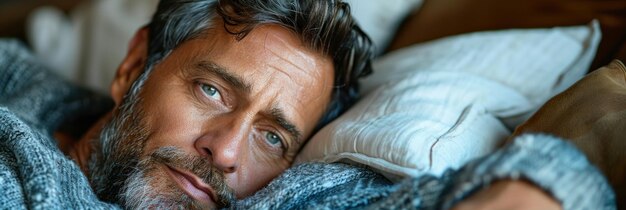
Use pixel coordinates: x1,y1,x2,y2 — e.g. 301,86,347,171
87,90,236,209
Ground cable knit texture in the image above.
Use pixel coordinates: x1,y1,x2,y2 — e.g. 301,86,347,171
0,40,117,209
0,39,616,209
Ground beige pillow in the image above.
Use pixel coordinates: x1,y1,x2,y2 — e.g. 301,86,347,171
512,60,626,208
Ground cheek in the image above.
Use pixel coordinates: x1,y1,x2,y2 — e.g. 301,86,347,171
232,155,288,197
139,84,205,156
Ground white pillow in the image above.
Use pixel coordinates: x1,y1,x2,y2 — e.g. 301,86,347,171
343,0,423,55
28,0,158,94
295,21,601,181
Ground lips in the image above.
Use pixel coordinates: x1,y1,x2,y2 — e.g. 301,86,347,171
164,165,218,207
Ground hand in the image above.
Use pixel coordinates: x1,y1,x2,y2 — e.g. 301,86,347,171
451,180,562,210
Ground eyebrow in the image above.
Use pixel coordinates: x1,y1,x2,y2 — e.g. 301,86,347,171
193,61,304,145
270,107,303,145
195,61,252,94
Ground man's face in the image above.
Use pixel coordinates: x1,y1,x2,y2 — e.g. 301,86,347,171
92,25,334,208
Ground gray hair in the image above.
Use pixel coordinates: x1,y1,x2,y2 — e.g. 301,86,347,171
130,0,374,132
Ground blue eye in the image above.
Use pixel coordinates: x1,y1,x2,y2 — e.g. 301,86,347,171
200,83,222,100
265,132,283,146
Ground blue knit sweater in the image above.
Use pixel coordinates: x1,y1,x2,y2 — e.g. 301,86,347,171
0,39,616,209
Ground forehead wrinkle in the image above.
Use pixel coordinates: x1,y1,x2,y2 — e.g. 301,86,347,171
264,50,322,102
265,44,318,78
261,28,320,77
266,65,311,109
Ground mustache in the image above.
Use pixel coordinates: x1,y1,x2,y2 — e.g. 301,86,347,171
150,147,236,208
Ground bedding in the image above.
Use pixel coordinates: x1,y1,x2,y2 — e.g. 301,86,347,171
343,0,423,55
512,60,626,208
27,0,158,93
388,0,626,70
296,21,601,181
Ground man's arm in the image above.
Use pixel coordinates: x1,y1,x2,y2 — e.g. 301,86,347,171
452,180,561,210
451,60,626,210
236,134,614,209
441,134,615,210
363,134,615,210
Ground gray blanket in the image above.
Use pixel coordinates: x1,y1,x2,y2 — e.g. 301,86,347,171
0,39,616,209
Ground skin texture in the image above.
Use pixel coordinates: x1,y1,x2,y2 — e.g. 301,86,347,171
67,23,334,208
131,25,333,198
451,180,562,210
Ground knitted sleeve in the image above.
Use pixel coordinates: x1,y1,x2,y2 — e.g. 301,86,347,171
236,134,615,210
371,134,616,210
0,39,48,102
0,39,113,130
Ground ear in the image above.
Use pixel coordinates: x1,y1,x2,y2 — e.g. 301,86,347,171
110,27,149,105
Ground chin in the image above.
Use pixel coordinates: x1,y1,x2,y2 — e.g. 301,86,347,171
120,157,210,209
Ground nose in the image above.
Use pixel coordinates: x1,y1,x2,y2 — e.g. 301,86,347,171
194,115,251,173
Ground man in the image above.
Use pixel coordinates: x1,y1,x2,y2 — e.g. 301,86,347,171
0,0,615,209
2,0,372,208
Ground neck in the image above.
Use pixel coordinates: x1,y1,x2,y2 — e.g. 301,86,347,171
57,112,112,176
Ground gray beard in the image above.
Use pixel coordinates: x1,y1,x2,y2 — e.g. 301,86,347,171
121,148,207,209
87,93,235,209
